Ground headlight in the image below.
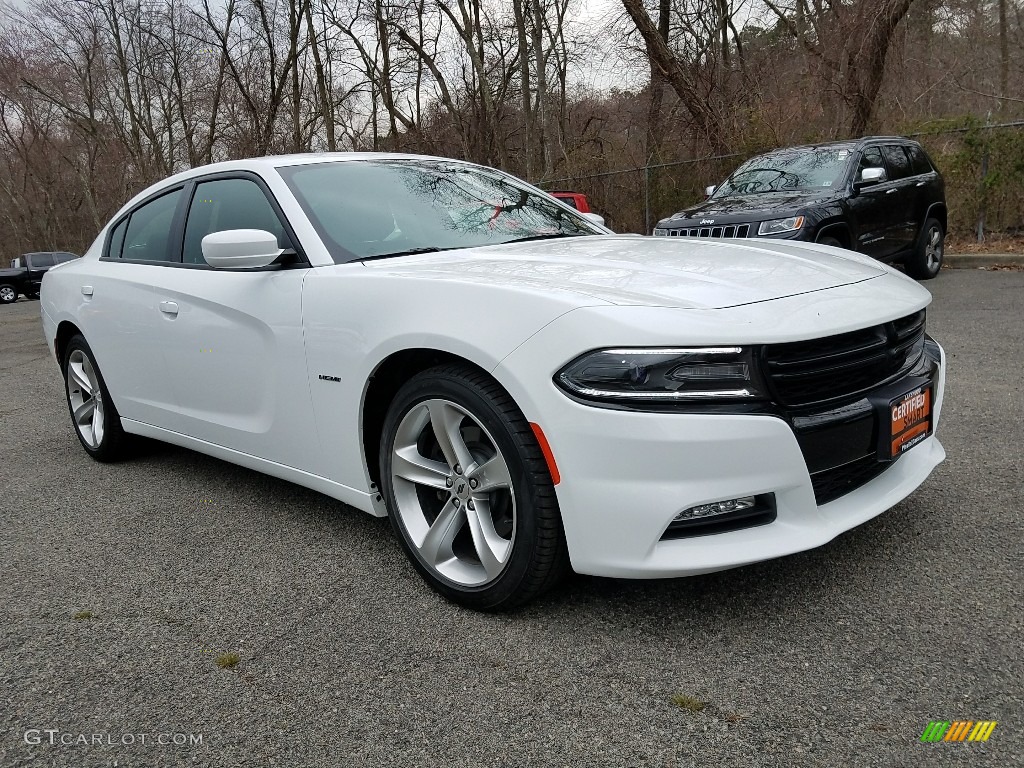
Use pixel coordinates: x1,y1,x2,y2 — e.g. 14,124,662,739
758,216,804,235
555,347,766,402
652,228,669,236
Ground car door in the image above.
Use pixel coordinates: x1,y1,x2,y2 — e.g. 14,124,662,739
26,253,53,292
81,187,187,427
902,143,938,239
879,144,919,252
847,147,902,259
150,174,322,472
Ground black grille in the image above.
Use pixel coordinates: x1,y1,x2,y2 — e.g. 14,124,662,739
666,224,750,238
811,454,893,505
762,310,926,407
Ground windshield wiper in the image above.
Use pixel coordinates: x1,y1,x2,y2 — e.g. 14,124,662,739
500,232,588,245
357,247,452,262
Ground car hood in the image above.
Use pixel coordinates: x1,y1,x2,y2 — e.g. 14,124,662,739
664,190,835,222
359,235,888,310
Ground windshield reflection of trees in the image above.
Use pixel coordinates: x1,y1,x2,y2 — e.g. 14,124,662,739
721,150,850,194
392,161,588,239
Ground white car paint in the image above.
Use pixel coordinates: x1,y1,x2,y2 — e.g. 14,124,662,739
40,153,945,579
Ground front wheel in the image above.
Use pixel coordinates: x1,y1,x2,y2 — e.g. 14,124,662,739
0,283,17,304
906,218,944,280
63,335,131,461
380,365,568,610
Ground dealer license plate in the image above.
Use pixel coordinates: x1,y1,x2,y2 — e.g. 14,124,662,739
888,385,932,458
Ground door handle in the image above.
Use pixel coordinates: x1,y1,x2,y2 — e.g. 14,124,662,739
159,301,179,316
886,188,898,194
81,285,93,296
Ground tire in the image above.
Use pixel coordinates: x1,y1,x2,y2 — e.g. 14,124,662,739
817,236,843,249
380,364,568,610
63,335,131,461
906,217,944,280
0,283,17,304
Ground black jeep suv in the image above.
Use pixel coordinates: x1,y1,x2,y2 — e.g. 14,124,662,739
653,137,947,279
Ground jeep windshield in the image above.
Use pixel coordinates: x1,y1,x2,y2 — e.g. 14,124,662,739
714,147,853,196
279,159,602,263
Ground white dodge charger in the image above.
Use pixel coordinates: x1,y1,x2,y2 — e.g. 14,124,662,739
40,153,946,610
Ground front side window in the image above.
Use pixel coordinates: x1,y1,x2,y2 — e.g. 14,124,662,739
714,147,853,196
120,189,183,262
29,254,54,268
278,160,600,262
858,147,886,175
182,178,291,264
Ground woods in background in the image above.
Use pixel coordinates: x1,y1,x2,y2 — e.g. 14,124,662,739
0,0,1021,254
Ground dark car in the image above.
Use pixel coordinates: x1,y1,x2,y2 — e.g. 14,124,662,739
653,137,947,279
0,252,79,303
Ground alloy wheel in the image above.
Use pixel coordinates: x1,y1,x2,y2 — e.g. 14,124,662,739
67,349,105,448
390,398,516,587
0,286,16,302
925,225,943,272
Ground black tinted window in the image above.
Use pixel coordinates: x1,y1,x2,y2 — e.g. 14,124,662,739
183,178,289,264
29,254,54,268
881,146,912,181
53,253,78,264
905,145,932,175
121,189,183,262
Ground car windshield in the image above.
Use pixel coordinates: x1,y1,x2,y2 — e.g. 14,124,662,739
278,159,601,262
714,147,853,196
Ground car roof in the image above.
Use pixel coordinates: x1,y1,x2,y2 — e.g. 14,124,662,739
118,152,486,224
757,136,919,156
154,152,478,187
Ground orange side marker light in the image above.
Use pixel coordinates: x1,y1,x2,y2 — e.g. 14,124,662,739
529,422,560,485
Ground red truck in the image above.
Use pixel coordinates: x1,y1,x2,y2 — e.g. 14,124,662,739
549,192,606,227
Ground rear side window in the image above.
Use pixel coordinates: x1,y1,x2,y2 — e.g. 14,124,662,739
107,219,127,259
182,178,290,265
120,189,183,262
555,195,579,210
29,254,54,268
881,146,912,181
905,145,932,175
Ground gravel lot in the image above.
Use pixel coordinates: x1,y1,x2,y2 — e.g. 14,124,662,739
1,268,1021,767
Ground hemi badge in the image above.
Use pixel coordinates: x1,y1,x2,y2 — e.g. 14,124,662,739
318,374,341,382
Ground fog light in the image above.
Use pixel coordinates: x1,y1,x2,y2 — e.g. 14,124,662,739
673,496,756,522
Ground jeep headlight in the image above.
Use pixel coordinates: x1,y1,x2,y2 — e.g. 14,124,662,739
555,347,766,402
758,216,804,235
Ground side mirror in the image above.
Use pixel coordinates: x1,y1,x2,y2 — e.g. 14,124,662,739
855,167,886,188
705,185,717,197
582,211,606,228
201,229,283,269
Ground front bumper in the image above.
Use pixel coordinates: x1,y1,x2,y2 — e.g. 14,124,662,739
497,340,946,579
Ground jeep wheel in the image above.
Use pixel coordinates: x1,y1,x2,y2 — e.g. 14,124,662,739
906,218,944,280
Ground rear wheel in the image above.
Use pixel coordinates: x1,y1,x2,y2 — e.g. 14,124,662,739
63,335,131,461
0,283,17,304
380,365,568,610
906,217,944,280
